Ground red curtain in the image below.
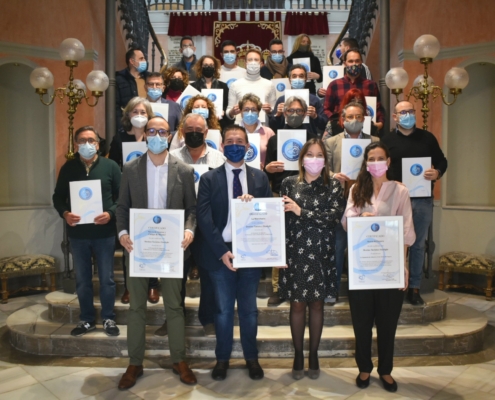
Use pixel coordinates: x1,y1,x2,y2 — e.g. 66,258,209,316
284,12,329,36
168,12,219,36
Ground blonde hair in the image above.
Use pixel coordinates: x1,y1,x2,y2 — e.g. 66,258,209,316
291,34,312,54
121,97,155,131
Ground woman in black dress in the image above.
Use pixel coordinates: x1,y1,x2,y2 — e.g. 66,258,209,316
279,138,345,380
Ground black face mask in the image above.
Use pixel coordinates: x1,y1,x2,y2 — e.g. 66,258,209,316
185,131,204,148
202,65,215,78
169,78,184,91
299,44,309,52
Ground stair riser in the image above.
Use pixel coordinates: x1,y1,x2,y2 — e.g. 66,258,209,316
9,329,484,358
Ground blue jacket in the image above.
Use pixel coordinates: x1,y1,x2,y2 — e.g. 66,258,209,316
195,163,272,270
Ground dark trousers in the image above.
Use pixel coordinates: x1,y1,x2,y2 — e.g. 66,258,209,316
348,288,404,375
198,263,215,326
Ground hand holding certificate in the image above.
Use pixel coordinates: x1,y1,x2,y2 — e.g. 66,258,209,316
69,180,103,224
231,197,286,268
347,216,405,290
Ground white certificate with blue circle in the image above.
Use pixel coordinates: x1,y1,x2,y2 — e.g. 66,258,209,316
402,157,431,198
201,88,223,118
231,198,286,268
190,164,209,195
129,209,184,278
69,180,103,224
122,142,147,165
245,133,261,169
176,85,200,109
341,138,371,179
323,66,344,88
206,129,221,150
347,216,405,290
272,78,290,98
277,130,306,171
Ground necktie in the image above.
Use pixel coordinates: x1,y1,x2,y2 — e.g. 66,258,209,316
233,169,243,199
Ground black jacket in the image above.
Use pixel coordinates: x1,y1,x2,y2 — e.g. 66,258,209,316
115,68,144,127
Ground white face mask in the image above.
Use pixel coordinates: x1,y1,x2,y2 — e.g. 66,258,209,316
182,47,194,58
130,115,148,128
246,62,260,75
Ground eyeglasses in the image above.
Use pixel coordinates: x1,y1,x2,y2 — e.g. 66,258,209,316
286,108,305,116
345,115,364,120
270,50,285,55
182,44,194,48
396,109,416,116
146,82,163,88
242,108,258,113
76,138,98,145
146,128,169,137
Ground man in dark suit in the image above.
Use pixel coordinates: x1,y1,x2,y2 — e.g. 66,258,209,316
196,125,272,381
116,116,197,389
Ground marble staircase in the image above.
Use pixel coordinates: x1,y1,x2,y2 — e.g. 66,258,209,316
6,277,487,358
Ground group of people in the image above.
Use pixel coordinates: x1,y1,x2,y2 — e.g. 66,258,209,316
52,33,448,394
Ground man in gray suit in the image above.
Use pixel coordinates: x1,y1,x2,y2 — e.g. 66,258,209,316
116,116,198,389
324,102,379,304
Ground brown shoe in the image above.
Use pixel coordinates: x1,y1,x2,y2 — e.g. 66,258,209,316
121,289,130,304
172,361,197,385
148,288,160,304
154,321,168,337
189,266,200,280
118,365,143,390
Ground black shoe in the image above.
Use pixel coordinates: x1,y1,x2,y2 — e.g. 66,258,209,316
267,293,284,307
260,270,267,280
408,288,425,306
70,321,96,337
246,359,264,380
356,373,370,389
211,361,229,381
380,375,398,392
103,319,120,336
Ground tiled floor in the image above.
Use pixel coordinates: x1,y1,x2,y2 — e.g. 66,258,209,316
0,291,494,399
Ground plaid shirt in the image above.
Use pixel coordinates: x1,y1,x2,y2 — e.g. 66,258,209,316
323,75,385,123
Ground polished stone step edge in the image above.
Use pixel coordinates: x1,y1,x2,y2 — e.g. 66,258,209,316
46,290,449,326
7,303,486,358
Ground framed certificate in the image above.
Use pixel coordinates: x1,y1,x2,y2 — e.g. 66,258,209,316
347,216,405,290
69,180,103,224
231,198,286,268
129,209,184,278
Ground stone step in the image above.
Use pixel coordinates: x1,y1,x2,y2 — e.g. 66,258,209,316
46,290,448,326
7,303,486,358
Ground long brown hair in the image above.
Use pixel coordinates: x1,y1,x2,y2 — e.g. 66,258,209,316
297,138,330,186
193,55,221,80
351,142,391,208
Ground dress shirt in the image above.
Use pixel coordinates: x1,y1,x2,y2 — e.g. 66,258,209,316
170,144,226,168
147,153,168,209
323,75,385,123
222,162,248,242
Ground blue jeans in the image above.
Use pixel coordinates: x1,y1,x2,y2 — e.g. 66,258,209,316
70,236,116,322
335,223,347,293
409,197,433,289
209,265,261,361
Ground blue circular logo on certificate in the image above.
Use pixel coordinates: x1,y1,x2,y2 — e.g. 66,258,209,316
254,203,261,211
153,216,162,224
207,93,217,102
193,170,200,183
301,63,310,72
126,151,144,162
244,144,258,162
276,83,286,92
226,78,237,88
180,95,192,109
329,70,338,79
410,164,423,176
205,139,217,149
350,145,363,158
282,139,303,162
371,223,380,232
367,105,374,118
79,187,92,200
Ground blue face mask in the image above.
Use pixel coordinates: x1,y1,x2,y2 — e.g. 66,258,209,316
399,113,416,130
223,144,247,163
291,78,305,90
223,53,236,65
147,135,168,155
147,88,163,101
78,142,97,159
271,54,284,64
242,111,258,125
136,61,147,73
336,48,342,60
192,108,209,119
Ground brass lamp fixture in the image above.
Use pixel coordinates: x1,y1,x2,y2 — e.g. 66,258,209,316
29,38,109,159
385,34,469,130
